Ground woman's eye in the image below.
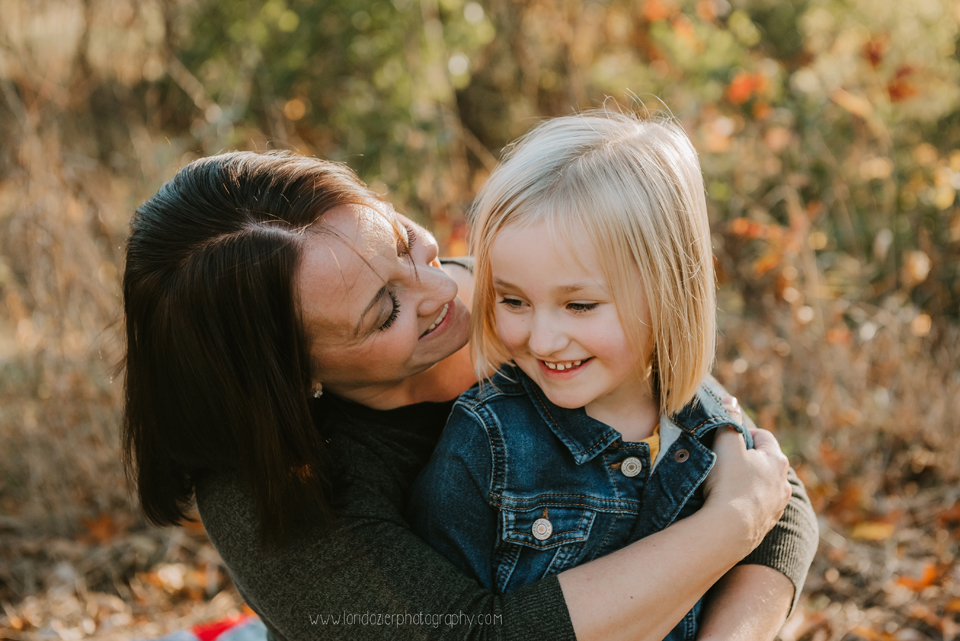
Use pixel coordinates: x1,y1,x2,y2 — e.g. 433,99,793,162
568,302,599,313
379,291,401,331
398,224,417,257
498,297,524,309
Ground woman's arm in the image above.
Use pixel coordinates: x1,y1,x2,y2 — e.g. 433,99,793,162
697,565,793,641
197,426,790,641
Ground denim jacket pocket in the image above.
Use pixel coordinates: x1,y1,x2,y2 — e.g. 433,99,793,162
494,502,597,592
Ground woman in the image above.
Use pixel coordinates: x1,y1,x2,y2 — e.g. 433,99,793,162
123,151,817,641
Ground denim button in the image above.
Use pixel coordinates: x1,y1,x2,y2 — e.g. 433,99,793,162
621,456,643,477
531,518,553,540
674,449,690,463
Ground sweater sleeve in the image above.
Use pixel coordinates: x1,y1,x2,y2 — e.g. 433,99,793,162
737,465,818,615
196,470,576,641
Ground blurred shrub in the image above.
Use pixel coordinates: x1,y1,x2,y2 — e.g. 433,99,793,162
167,0,960,324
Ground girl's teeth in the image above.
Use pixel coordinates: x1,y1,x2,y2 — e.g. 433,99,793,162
545,359,584,371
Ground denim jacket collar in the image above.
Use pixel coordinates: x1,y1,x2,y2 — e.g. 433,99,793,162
510,364,741,465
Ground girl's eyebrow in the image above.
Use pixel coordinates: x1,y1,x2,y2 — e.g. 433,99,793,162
557,283,592,294
494,278,598,294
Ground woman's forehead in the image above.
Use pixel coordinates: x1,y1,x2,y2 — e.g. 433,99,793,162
297,204,398,338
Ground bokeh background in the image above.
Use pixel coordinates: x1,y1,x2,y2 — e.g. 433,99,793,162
1,0,959,639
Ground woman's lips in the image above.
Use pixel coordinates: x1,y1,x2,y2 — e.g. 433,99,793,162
419,302,451,338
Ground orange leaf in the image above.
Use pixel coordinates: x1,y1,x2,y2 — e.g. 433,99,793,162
731,217,751,236
850,625,898,641
81,513,119,544
888,78,917,103
897,563,939,591
827,327,852,345
644,0,673,22
754,252,781,275
695,0,716,21
728,72,765,104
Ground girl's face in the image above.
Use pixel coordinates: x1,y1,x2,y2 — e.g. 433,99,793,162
297,203,470,403
489,220,653,421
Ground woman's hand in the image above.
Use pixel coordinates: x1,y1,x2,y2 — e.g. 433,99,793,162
702,413,792,555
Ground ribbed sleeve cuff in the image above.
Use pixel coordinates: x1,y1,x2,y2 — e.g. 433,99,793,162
501,575,577,641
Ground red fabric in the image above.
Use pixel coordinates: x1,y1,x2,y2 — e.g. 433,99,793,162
191,614,250,641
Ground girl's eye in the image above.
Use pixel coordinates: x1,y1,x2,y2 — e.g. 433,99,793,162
568,302,599,313
498,297,524,309
379,291,401,331
398,224,417,257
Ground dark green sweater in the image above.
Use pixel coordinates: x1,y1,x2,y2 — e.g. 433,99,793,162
196,393,816,640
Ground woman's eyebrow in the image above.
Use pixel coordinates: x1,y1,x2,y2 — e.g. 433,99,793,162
355,285,387,337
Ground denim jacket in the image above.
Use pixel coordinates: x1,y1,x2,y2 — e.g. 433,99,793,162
408,365,752,641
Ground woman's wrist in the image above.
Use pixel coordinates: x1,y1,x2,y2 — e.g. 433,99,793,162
699,500,762,561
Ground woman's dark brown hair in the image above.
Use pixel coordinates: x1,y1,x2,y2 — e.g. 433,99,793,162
122,151,378,545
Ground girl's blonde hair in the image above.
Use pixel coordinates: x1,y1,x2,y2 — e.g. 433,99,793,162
469,110,715,417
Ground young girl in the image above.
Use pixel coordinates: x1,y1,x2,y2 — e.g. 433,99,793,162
408,110,753,640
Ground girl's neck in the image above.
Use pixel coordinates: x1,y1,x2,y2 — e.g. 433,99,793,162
584,377,660,443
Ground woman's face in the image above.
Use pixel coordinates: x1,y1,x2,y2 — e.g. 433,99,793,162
297,203,470,403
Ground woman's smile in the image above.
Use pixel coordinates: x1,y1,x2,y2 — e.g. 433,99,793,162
420,302,450,338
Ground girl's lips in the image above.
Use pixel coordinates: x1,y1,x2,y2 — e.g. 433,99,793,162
538,357,591,378
419,302,452,339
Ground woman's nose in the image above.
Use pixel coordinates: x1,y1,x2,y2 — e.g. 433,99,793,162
417,226,440,267
415,264,458,317
527,313,568,357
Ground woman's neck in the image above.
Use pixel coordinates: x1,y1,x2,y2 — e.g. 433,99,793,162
338,342,477,410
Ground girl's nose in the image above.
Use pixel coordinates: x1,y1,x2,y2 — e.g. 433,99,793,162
527,313,568,357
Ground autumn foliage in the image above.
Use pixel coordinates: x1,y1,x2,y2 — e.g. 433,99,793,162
1,0,959,639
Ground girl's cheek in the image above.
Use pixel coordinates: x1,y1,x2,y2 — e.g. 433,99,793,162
495,314,526,353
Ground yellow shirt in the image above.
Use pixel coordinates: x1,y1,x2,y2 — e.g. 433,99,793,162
640,423,660,463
